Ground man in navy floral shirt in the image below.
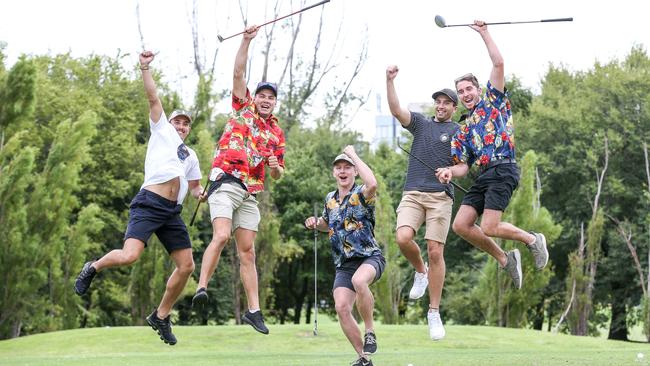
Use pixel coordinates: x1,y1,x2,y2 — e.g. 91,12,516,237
304,145,384,366
436,20,548,290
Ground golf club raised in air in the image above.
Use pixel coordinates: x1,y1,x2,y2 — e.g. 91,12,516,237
434,14,573,28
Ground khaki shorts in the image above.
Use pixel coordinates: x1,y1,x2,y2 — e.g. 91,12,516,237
208,182,260,232
396,191,453,243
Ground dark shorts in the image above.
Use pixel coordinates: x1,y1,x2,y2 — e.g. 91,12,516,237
461,163,520,216
333,254,386,292
124,189,192,254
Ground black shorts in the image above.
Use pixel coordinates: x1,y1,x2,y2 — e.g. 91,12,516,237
333,254,386,292
461,163,520,216
124,189,192,254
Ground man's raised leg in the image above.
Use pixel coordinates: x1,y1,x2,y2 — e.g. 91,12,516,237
235,227,268,334
351,264,377,355
193,217,232,307
396,226,428,299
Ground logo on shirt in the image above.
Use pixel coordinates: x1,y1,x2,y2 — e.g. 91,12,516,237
177,144,190,162
440,133,450,143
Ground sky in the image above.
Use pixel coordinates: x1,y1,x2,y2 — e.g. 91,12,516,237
1,0,649,143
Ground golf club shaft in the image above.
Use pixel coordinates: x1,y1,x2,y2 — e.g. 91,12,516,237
313,203,319,335
189,175,211,226
396,141,468,194
445,17,573,27
218,0,330,42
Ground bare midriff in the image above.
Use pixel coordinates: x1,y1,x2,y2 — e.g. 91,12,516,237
144,177,180,202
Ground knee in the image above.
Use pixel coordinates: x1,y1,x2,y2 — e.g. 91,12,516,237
335,301,352,316
121,251,140,265
178,260,195,276
351,277,369,293
238,246,256,265
211,231,230,251
427,244,444,265
452,219,467,236
480,222,498,237
395,229,413,247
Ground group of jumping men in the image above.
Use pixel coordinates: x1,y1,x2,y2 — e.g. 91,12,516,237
73,21,548,366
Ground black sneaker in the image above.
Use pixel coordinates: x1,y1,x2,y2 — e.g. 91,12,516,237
363,331,377,354
192,287,208,309
241,310,269,334
74,261,97,296
351,356,373,366
146,310,177,345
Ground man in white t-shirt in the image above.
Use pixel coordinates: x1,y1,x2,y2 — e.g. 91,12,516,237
73,51,203,346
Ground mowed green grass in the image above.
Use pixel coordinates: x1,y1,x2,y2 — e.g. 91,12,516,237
1,320,649,366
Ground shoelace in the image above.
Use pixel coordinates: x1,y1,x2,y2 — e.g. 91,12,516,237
364,333,376,344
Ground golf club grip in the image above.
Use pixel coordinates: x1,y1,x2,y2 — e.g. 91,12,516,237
541,17,573,22
190,177,211,226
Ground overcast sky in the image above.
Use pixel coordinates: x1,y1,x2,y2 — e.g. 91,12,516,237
1,0,648,141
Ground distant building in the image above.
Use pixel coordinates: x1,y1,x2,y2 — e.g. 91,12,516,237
371,94,433,150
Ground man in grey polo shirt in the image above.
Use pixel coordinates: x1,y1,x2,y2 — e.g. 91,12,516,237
386,65,459,341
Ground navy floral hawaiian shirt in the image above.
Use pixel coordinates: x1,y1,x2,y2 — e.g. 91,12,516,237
322,184,382,268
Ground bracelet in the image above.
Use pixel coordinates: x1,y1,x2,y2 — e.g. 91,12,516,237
140,65,149,71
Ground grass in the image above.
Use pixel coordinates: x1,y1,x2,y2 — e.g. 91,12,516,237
1,319,649,366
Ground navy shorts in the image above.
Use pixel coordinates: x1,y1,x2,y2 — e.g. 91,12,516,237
124,189,192,254
333,254,386,292
461,163,520,216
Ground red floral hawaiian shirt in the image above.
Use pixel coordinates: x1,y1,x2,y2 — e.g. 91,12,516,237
211,89,285,194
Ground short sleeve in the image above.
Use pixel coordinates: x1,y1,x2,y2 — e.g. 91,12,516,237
232,89,252,112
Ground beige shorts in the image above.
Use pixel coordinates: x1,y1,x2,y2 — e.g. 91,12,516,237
208,182,260,232
396,191,453,243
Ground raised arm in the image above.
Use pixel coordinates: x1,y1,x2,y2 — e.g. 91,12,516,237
470,21,505,92
386,65,412,127
139,51,163,123
233,25,258,101
343,145,377,199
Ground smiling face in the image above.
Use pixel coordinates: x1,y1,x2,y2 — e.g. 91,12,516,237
434,95,457,122
456,80,481,111
332,161,357,190
170,115,191,140
253,88,277,119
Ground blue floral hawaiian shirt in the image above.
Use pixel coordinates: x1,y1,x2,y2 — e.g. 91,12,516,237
322,184,382,268
451,81,515,167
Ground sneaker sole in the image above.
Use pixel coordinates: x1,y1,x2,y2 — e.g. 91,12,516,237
192,292,208,309
242,314,270,335
538,233,549,270
146,317,177,346
73,262,95,296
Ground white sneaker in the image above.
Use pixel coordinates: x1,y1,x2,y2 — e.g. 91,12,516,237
408,267,428,299
427,310,445,341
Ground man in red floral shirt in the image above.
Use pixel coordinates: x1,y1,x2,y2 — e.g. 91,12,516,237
436,20,548,291
192,25,285,335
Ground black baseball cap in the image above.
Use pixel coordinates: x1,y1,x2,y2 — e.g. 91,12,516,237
432,88,458,105
255,81,278,97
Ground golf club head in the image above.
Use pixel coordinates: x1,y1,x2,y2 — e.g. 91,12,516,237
313,329,318,336
434,15,447,28
217,35,224,42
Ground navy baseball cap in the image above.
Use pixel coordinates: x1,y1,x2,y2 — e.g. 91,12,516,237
255,81,278,97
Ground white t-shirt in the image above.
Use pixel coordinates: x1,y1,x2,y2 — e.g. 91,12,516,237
141,111,202,203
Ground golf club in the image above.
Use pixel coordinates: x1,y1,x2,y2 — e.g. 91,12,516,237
313,203,319,336
189,168,220,226
434,14,573,28
217,0,331,42
396,140,468,194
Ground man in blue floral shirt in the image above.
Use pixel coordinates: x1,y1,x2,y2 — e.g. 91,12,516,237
304,145,384,366
436,20,548,290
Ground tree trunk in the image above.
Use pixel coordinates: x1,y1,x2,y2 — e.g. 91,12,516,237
608,301,628,341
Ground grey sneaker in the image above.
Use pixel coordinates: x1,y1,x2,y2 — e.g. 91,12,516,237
503,249,522,289
527,232,549,270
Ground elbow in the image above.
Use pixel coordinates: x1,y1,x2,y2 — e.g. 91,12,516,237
493,59,504,70
365,179,378,192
